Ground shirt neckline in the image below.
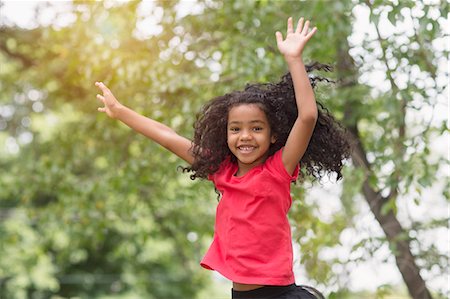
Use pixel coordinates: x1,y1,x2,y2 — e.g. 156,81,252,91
231,162,264,180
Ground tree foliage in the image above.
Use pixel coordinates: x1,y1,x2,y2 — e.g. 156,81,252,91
0,1,447,298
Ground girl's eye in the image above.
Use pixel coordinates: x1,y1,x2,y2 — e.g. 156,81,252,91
253,127,263,131
229,127,240,132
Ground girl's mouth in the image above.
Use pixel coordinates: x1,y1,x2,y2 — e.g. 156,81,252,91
237,146,256,153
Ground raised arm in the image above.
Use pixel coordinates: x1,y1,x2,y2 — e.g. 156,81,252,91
276,17,318,175
95,82,194,165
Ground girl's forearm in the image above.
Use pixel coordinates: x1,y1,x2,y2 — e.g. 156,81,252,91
95,80,194,164
114,105,172,145
113,104,193,163
286,58,318,122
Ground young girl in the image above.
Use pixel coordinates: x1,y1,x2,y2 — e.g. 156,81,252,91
95,17,350,299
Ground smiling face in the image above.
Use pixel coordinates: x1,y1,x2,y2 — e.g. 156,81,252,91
227,104,276,176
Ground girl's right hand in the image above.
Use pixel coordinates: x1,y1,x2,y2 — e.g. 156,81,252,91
95,82,123,119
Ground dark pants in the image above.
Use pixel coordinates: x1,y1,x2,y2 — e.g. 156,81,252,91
231,284,324,299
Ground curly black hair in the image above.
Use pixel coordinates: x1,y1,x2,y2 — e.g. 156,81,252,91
183,62,351,181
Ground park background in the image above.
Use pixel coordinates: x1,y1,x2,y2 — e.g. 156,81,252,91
0,0,448,298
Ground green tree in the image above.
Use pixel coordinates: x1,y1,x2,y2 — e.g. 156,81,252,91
0,1,447,298
333,1,448,298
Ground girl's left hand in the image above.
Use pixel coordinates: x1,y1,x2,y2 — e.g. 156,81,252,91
276,17,317,60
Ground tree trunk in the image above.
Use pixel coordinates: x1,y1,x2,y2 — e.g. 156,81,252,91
336,40,433,299
350,132,433,299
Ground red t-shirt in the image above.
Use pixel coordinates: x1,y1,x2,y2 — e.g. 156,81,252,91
200,148,299,285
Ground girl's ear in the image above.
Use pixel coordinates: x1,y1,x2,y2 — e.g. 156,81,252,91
271,134,277,144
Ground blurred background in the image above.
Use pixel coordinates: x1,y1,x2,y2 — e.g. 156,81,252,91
0,0,448,298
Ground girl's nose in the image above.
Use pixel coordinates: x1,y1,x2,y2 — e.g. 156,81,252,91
240,129,252,140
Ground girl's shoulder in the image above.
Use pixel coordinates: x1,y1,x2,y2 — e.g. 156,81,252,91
264,147,299,182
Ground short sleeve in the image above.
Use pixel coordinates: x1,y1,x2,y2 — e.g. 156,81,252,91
266,148,299,182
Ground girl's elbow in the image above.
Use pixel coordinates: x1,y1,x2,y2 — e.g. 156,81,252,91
302,112,318,124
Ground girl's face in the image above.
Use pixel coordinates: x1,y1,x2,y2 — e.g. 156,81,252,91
227,104,276,175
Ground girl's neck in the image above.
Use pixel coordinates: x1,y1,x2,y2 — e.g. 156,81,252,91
235,162,260,177
234,153,270,177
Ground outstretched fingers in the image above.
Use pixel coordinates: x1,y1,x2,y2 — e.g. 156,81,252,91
295,17,304,33
276,16,317,58
301,20,310,35
96,94,106,112
298,18,317,41
95,81,111,95
95,82,109,113
305,26,317,40
287,17,294,34
289,17,318,40
275,31,283,45
96,94,105,104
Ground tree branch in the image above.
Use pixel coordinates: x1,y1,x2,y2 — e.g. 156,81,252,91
365,1,407,201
